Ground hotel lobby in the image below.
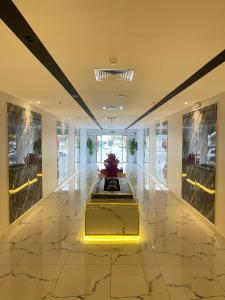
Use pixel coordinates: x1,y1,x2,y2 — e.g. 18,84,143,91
0,0,225,299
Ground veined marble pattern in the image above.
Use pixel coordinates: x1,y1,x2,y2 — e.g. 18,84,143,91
0,164,225,299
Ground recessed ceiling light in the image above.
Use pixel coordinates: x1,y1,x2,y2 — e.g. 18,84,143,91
36,101,40,104
185,102,188,105
102,105,123,111
118,94,127,99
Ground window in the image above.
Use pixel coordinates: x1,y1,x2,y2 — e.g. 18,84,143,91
57,121,69,185
155,122,168,185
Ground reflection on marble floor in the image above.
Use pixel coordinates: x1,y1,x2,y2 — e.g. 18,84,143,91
1,164,225,299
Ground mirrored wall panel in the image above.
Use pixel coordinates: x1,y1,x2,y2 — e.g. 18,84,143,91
182,104,217,223
57,121,69,185
155,121,168,185
8,103,42,223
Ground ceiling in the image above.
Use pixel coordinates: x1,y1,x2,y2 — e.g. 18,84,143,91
0,0,225,129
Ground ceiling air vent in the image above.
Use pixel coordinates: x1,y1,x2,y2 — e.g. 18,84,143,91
95,69,134,81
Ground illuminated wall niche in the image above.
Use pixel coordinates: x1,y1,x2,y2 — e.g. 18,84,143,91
182,104,217,223
8,103,42,223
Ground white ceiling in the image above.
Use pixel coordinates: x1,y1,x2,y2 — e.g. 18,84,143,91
0,0,225,129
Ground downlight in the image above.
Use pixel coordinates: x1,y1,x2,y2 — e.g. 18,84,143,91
118,94,127,99
102,105,123,111
95,69,134,81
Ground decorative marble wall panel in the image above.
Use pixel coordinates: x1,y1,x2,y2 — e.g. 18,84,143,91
57,121,69,185
182,104,217,223
155,121,168,185
8,103,42,223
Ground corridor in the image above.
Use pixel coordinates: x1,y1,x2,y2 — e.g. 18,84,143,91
0,165,225,300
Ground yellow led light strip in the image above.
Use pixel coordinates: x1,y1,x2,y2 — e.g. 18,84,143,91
85,235,139,242
87,202,138,206
196,182,216,195
9,174,42,195
186,178,215,195
9,182,29,194
181,173,187,177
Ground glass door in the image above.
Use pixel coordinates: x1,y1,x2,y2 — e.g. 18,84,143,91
96,135,127,164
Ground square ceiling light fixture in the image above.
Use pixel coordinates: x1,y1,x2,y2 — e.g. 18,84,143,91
95,69,134,81
104,117,119,122
102,105,123,111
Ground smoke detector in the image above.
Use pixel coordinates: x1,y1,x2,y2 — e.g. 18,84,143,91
94,69,134,81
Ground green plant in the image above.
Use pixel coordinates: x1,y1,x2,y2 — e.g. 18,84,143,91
127,138,137,156
87,137,96,155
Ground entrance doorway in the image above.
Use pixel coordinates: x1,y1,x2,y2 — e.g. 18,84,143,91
96,135,128,163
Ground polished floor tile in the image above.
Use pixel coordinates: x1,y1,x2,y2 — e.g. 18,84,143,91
0,165,225,299
111,265,170,299
0,265,62,300
53,265,111,299
161,266,225,300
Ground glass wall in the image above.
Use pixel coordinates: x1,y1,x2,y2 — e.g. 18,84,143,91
155,121,168,185
182,104,217,223
8,103,42,223
57,121,69,185
96,135,128,163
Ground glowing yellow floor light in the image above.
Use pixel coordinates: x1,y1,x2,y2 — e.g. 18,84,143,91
85,235,140,242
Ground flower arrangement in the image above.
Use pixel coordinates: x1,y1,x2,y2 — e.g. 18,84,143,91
100,153,123,177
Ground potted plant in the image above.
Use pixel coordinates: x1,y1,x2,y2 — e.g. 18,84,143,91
87,138,96,162
127,138,137,162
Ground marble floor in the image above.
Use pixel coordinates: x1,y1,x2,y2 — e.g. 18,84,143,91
1,165,225,299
